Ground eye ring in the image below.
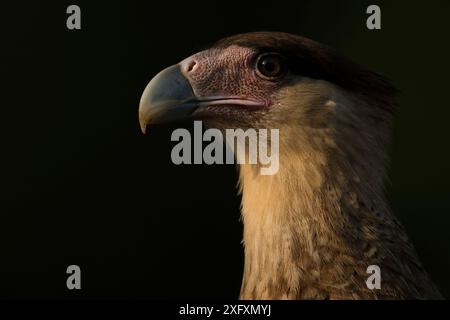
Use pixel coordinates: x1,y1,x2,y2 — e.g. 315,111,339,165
255,53,287,80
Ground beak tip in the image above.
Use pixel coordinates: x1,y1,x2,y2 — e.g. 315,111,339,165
139,119,148,135
139,111,148,134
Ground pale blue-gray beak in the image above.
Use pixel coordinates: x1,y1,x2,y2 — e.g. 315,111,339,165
139,65,196,134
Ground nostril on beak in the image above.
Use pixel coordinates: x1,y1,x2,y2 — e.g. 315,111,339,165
181,58,198,74
186,60,197,72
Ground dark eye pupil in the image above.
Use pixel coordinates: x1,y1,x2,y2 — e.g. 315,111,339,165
263,61,276,72
257,54,284,78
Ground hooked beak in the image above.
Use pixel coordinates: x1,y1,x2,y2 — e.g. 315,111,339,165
139,61,267,134
138,65,197,134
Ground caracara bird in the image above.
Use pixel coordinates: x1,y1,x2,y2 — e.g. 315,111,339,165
138,32,442,299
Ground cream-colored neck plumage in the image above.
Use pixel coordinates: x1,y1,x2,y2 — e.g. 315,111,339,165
237,146,439,299
237,82,441,299
238,143,359,299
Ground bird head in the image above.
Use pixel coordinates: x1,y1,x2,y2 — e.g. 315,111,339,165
139,32,396,174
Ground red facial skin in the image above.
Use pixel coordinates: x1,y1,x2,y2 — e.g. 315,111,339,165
179,45,285,111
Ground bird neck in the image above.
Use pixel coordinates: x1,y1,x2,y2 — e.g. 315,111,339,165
237,138,391,299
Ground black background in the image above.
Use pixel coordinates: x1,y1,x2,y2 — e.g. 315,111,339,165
1,0,449,299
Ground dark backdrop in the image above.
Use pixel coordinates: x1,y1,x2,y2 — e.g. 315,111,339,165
1,0,449,299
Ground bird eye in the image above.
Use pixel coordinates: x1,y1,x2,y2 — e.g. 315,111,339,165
256,53,286,80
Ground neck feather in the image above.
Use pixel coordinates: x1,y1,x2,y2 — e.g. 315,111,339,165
237,125,435,299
